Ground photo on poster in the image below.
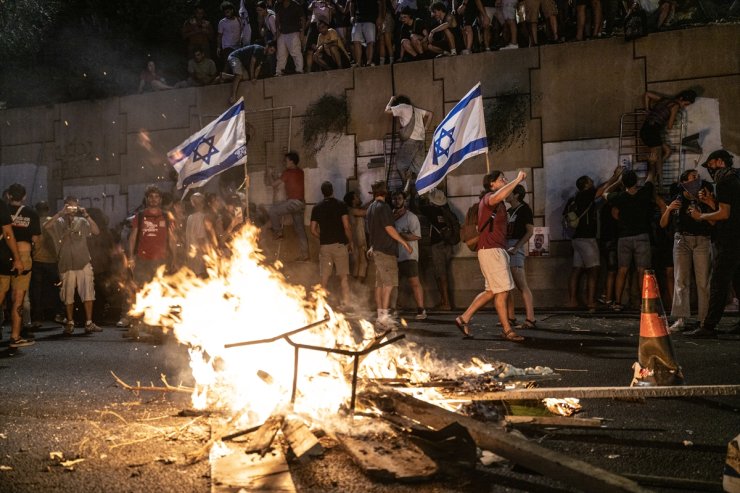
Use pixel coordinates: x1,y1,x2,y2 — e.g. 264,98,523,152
529,227,550,256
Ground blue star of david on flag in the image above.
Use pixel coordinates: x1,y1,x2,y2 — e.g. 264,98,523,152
193,136,220,166
416,83,488,196
168,98,248,191
434,127,455,159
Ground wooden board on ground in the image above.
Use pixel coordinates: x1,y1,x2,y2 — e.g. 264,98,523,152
337,433,438,482
466,384,740,401
360,386,650,493
243,414,285,456
211,442,296,493
282,417,323,458
504,416,605,428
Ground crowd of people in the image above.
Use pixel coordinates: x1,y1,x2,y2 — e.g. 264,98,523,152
3,84,738,349
0,183,253,348
138,0,688,94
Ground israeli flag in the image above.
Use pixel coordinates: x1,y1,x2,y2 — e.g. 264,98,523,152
415,83,487,196
168,98,247,191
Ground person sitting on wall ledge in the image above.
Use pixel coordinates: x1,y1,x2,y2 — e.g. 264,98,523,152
138,60,173,94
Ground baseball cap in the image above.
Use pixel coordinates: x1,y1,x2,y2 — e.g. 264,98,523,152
701,149,733,168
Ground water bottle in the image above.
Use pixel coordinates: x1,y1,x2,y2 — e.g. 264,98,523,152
673,195,682,216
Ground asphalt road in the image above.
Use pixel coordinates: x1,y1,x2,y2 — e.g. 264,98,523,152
1,308,738,493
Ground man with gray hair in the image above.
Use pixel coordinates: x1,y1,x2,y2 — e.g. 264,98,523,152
44,196,101,335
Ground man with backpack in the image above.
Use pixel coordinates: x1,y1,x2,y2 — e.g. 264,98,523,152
455,170,527,342
123,185,175,337
565,166,622,311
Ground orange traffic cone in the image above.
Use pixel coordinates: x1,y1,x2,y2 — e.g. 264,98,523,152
631,270,684,386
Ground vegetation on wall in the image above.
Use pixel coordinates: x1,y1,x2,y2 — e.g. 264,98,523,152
484,90,529,152
302,94,349,154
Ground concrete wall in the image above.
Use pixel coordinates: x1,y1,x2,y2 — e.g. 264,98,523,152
1,24,738,309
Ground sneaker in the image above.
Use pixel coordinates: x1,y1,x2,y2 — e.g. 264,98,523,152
376,316,397,331
450,49,457,56
9,337,35,348
684,327,718,339
116,317,130,328
461,49,471,55
63,322,75,336
501,43,518,50
415,310,427,320
54,314,67,324
85,322,102,334
668,318,685,333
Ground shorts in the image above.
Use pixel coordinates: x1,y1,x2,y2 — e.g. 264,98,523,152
524,0,558,21
495,0,517,21
374,251,398,288
430,242,452,279
319,243,350,278
227,56,245,76
640,122,663,148
398,259,419,278
478,247,515,294
617,234,652,269
572,238,600,269
5,251,33,291
507,239,526,269
134,257,168,287
396,138,425,176
60,263,96,305
351,22,376,44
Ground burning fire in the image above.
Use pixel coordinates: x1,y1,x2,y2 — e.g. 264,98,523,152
132,225,429,424
132,225,532,427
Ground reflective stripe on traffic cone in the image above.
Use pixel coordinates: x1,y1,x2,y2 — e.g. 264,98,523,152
632,270,684,386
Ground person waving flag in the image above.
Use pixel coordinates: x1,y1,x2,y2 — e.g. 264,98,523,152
415,83,487,196
168,98,247,192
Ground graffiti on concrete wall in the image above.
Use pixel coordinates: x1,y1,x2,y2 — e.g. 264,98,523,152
53,138,106,179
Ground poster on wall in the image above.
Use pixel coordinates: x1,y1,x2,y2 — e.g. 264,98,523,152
528,227,550,256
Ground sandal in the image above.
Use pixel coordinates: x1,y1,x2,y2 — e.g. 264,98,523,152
520,319,538,330
497,318,518,327
502,327,525,342
455,316,473,338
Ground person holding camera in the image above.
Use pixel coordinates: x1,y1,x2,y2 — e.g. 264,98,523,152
44,196,101,335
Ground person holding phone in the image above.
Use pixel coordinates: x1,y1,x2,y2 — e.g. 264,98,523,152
44,196,101,336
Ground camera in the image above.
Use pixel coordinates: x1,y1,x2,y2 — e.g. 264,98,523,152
66,205,78,214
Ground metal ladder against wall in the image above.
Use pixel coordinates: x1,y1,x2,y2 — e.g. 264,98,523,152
618,110,687,194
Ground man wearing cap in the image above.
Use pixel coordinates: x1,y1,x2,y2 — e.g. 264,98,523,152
366,181,412,330
686,149,740,337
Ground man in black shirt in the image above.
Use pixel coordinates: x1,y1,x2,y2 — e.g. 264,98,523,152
2,184,40,348
227,42,277,103
310,181,353,309
366,181,411,329
686,149,740,338
605,168,655,311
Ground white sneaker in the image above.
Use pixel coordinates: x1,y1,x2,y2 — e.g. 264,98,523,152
501,43,519,50
668,318,685,333
461,49,471,55
85,322,103,334
415,310,427,320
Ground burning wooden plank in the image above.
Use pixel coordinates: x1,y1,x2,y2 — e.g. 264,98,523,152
361,387,650,493
281,417,323,459
336,432,438,482
243,414,285,456
211,442,296,493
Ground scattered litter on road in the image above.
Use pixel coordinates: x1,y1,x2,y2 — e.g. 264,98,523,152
0,465,12,471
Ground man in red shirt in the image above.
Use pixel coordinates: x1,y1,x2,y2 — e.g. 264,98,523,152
269,152,309,261
455,170,527,341
122,186,175,336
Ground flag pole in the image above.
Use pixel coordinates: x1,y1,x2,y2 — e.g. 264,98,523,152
242,157,250,221
485,150,491,173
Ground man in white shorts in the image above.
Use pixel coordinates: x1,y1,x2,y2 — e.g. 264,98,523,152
350,0,384,66
490,0,518,49
45,196,102,335
456,170,527,341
